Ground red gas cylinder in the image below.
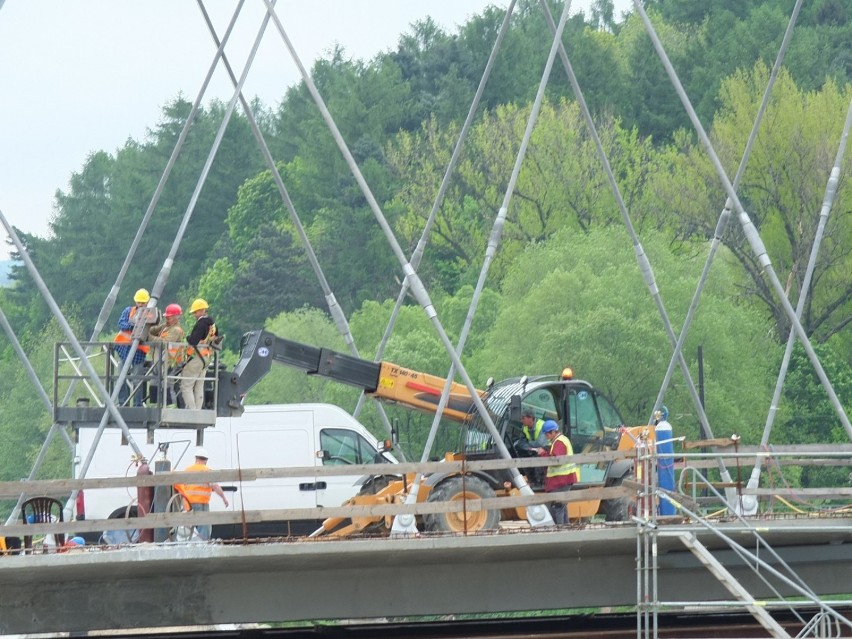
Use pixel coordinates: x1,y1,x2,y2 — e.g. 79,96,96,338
136,461,154,543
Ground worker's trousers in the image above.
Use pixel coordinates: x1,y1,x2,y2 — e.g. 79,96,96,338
180,356,206,410
547,484,573,525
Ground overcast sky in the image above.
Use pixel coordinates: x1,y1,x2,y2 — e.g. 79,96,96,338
0,0,628,258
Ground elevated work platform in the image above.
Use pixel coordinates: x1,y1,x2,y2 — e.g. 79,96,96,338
54,340,224,433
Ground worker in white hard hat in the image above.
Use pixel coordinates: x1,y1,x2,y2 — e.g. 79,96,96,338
174,447,228,541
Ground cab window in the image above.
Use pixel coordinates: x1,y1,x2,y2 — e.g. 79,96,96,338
319,428,374,465
524,389,559,422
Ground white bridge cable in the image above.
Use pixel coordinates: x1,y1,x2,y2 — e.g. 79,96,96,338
748,92,852,495
0,212,144,488
537,0,736,499
632,0,852,439
395,0,567,534
646,0,804,503
195,0,398,448
262,0,555,522
59,1,246,410
0,306,75,525
71,1,248,506
353,0,519,424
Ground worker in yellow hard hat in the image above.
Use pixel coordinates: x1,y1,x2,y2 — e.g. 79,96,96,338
114,288,151,406
180,299,219,410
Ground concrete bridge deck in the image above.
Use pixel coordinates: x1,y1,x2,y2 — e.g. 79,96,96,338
1,514,850,635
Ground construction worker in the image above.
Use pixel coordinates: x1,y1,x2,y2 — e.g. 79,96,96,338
535,420,579,525
174,447,228,541
114,288,151,406
149,303,185,407
518,408,547,485
521,408,547,447
180,298,217,410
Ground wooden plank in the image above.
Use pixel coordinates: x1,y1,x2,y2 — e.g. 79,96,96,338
0,486,633,538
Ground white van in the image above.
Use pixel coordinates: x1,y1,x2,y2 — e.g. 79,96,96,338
75,403,396,540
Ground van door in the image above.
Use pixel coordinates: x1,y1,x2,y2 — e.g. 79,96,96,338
231,412,318,512
316,427,377,507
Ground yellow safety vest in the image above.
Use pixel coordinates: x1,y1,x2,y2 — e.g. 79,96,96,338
524,418,544,442
546,434,579,480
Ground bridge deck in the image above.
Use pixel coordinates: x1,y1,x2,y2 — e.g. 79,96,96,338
1,514,850,635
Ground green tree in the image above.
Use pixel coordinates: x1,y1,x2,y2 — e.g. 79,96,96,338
647,65,852,354
471,227,780,442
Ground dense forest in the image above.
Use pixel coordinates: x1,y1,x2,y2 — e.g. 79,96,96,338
0,0,850,487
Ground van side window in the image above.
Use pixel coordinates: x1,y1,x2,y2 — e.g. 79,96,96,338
320,428,373,465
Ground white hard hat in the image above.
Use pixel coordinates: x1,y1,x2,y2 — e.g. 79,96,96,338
195,447,209,459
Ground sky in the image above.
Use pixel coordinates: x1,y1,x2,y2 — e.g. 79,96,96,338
0,0,629,258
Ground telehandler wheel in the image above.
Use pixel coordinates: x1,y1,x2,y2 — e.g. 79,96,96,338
101,505,140,544
358,474,392,496
424,475,500,533
602,474,636,522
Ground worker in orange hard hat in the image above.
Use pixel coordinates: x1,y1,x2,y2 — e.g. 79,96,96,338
149,303,186,407
114,288,151,406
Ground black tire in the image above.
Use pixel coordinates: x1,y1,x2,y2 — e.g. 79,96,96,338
358,474,392,496
424,475,500,533
102,505,140,544
602,474,636,522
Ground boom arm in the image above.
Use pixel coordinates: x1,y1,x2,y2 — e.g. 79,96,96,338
217,330,480,421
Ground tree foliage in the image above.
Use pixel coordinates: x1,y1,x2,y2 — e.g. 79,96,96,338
1,1,851,483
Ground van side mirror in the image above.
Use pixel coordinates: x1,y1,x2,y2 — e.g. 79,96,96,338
509,395,522,423
319,450,331,461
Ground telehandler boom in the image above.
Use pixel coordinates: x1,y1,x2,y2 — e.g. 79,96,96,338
218,330,649,535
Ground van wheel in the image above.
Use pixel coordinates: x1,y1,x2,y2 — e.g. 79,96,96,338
603,474,636,522
424,475,499,533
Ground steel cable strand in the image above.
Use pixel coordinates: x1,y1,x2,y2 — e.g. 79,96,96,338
631,0,851,440
262,0,573,520
353,0,518,426
196,0,399,447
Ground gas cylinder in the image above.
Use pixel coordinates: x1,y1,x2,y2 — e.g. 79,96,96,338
655,412,676,516
153,455,173,543
136,460,154,543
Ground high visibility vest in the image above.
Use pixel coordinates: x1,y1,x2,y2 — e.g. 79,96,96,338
174,463,213,505
546,434,579,481
523,418,544,442
114,307,150,353
186,323,217,358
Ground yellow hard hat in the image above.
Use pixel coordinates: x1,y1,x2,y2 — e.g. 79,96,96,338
133,288,150,304
189,298,209,313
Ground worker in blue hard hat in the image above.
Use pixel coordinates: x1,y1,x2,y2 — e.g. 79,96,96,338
535,420,579,525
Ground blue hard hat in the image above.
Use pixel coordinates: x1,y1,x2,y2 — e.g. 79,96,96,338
660,405,669,421
542,420,559,433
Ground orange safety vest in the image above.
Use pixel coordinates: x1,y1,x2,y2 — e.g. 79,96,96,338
174,462,213,505
186,323,217,359
114,307,150,354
